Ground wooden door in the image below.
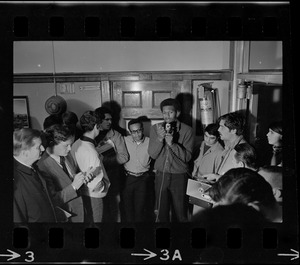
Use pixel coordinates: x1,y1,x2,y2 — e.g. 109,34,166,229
108,80,192,136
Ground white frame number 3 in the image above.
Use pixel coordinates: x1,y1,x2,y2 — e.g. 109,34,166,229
25,251,34,262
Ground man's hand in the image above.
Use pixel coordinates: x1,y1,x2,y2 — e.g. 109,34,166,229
165,133,173,146
71,172,86,190
156,124,166,142
202,173,221,182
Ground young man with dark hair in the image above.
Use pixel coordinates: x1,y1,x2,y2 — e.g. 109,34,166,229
94,106,129,222
148,98,194,222
71,111,111,222
122,118,153,222
37,124,90,222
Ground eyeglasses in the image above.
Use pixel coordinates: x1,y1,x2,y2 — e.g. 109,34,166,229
131,129,143,134
103,118,112,121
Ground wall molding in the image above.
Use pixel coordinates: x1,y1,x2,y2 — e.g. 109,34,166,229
13,70,233,83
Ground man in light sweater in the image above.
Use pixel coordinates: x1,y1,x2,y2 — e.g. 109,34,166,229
122,118,154,222
71,111,110,222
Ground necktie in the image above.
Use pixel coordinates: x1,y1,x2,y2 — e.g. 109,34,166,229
60,156,72,180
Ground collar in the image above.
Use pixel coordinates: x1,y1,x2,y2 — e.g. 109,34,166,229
14,158,33,175
225,135,244,149
13,156,32,169
80,136,96,146
130,136,146,145
46,149,61,164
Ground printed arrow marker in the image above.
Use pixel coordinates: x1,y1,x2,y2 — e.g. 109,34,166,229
131,248,157,260
278,249,299,260
0,249,21,261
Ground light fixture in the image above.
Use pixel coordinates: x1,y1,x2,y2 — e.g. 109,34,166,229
44,41,67,115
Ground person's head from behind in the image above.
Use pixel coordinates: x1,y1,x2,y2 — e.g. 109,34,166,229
62,111,79,127
13,128,45,166
208,168,278,221
94,106,113,131
258,166,282,203
80,110,101,135
204,123,220,147
267,121,282,147
232,143,257,170
160,98,181,124
217,112,245,141
43,114,62,130
44,124,75,157
128,119,144,142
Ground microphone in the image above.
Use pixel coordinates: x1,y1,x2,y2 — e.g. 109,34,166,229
165,123,171,134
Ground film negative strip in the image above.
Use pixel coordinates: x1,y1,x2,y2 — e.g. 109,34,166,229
0,1,298,264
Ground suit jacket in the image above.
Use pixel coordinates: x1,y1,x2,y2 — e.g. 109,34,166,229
13,159,57,223
37,152,85,222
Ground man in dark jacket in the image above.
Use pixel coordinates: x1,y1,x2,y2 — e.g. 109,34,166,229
13,128,57,222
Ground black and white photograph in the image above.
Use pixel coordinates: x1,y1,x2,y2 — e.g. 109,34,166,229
1,1,298,264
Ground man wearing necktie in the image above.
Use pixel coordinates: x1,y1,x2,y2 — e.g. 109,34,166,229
37,124,93,222
13,128,57,223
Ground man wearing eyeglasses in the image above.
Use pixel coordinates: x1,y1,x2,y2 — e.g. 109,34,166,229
94,106,129,222
122,119,154,222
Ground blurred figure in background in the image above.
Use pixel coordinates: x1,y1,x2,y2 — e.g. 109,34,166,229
62,111,83,141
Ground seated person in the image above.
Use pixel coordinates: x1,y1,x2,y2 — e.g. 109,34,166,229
258,165,282,204
207,168,282,223
192,123,224,179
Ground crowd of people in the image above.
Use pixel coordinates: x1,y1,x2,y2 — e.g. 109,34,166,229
13,98,283,224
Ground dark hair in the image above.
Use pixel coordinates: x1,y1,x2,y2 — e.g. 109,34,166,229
44,124,75,147
269,121,282,135
80,111,100,132
209,168,276,207
160,98,181,112
204,123,220,138
218,112,245,136
94,106,112,122
13,128,41,156
43,114,62,130
128,118,144,131
234,143,257,169
62,111,79,126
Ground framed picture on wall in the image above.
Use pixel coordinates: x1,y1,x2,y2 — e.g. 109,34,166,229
13,96,31,129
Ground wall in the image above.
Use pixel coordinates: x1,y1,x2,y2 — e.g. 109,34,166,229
14,41,231,130
14,82,102,130
14,41,230,73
